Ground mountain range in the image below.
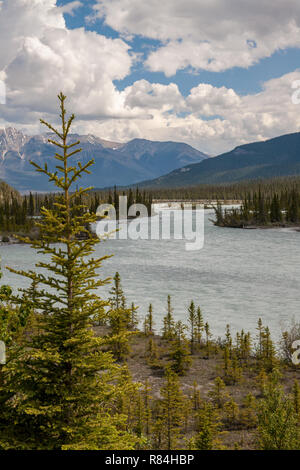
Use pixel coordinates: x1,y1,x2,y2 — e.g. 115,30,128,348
2,128,300,192
137,132,300,188
0,128,208,192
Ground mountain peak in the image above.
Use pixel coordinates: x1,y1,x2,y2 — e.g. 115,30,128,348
0,128,208,191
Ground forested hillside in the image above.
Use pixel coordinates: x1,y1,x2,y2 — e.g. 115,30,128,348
137,132,300,188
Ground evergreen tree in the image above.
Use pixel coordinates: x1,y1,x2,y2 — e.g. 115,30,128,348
29,192,34,217
144,303,154,336
270,193,282,223
191,381,202,411
158,369,186,450
0,267,36,450
129,302,139,330
169,321,192,375
204,322,212,357
256,318,264,361
127,188,134,211
257,371,299,450
108,272,136,361
256,369,268,397
225,324,232,357
260,327,277,371
142,379,152,438
3,94,137,450
113,186,119,218
224,398,240,428
287,188,299,223
189,402,223,450
292,380,300,422
208,377,229,409
146,337,162,369
240,393,257,429
162,295,175,340
188,300,196,354
195,306,204,346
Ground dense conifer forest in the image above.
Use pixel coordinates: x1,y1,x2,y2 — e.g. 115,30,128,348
214,187,300,228
0,95,299,450
3,175,300,239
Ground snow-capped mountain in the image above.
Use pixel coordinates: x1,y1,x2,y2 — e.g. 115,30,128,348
0,128,208,191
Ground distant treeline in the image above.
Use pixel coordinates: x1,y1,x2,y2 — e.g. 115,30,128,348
3,175,300,235
0,182,34,235
137,175,300,201
0,185,153,236
29,186,153,217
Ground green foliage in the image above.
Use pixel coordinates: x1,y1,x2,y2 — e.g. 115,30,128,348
1,94,137,450
142,379,152,437
257,370,299,450
204,322,212,357
169,321,192,375
189,402,223,450
255,320,277,371
145,337,162,369
162,295,176,341
214,185,300,228
129,302,139,330
107,272,137,361
223,398,240,428
208,377,229,409
195,306,204,346
155,369,186,450
240,393,257,429
292,380,300,422
188,300,196,354
144,303,154,336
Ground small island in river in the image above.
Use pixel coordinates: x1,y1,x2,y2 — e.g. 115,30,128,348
213,187,300,230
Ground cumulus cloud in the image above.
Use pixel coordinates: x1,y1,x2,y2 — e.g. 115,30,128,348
94,0,300,74
86,71,300,155
186,84,241,117
0,0,141,131
124,80,185,113
0,0,300,157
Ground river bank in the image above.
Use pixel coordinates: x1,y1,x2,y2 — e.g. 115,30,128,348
214,222,300,231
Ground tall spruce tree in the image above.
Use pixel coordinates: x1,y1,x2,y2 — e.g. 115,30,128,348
162,295,175,340
195,306,204,346
158,369,186,450
144,303,154,336
107,272,137,360
188,300,196,354
3,94,137,450
169,321,192,375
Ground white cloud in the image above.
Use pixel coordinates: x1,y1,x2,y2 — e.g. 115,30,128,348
124,80,185,113
58,1,82,16
186,84,241,116
0,0,300,157
94,0,300,74
82,71,300,155
0,0,141,130
0,0,65,71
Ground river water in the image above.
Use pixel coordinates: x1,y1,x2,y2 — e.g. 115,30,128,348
1,209,299,340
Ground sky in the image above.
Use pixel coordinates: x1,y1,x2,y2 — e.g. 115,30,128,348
1,0,300,155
